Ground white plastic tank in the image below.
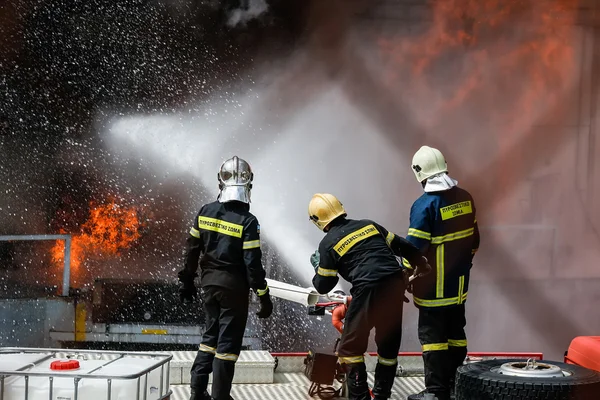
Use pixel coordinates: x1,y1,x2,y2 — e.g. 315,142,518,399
0,351,170,400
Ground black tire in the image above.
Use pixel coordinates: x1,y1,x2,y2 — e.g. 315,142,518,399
455,359,600,400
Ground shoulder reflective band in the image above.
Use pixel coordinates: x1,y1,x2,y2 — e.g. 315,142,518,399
197,216,243,238
408,228,431,241
189,227,200,238
440,201,473,221
243,240,260,250
334,224,379,256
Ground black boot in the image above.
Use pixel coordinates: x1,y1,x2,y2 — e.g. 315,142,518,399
190,388,211,400
344,363,371,400
372,363,396,399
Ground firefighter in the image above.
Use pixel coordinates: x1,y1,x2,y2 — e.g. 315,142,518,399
308,193,431,400
405,146,480,400
178,156,274,400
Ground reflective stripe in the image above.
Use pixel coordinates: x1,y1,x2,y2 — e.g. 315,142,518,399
436,244,444,298
198,216,243,238
386,232,395,246
431,228,474,244
199,344,216,354
334,224,380,256
407,228,431,241
317,267,338,277
215,353,239,362
256,286,269,296
422,343,449,352
440,201,473,221
339,356,365,364
190,227,200,238
243,240,260,250
457,276,465,305
402,258,413,269
377,355,398,366
449,339,468,347
413,292,468,307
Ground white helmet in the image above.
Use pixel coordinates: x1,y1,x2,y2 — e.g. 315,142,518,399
411,146,448,183
218,156,254,204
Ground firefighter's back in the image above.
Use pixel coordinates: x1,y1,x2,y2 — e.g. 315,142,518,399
321,218,403,291
411,186,478,307
196,200,255,292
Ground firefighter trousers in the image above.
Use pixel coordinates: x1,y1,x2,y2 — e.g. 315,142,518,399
337,272,406,400
418,304,467,399
190,286,249,400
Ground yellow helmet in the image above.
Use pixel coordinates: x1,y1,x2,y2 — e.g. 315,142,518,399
308,193,347,231
411,145,448,183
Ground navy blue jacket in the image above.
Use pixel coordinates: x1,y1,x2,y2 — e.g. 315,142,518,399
405,187,480,308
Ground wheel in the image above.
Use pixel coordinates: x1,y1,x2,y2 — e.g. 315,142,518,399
455,359,600,400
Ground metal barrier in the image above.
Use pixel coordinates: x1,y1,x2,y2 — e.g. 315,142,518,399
0,235,72,296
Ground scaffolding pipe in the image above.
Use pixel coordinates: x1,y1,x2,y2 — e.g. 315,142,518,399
0,234,72,296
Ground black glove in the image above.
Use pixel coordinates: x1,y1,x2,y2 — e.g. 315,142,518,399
177,270,198,304
413,256,432,279
256,292,273,319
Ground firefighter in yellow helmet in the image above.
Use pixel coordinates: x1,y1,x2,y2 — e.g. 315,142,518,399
178,156,273,400
308,193,431,400
405,146,480,400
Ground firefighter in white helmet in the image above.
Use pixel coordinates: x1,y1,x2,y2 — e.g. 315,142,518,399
405,146,480,400
308,193,431,400
178,156,273,400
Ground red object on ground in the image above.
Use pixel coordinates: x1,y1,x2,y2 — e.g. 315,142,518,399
564,336,600,372
50,360,81,370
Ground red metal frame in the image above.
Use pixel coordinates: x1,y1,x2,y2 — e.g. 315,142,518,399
271,352,544,359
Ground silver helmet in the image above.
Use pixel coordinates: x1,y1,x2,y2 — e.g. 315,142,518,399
217,156,254,204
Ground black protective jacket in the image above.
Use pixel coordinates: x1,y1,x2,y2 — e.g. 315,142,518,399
178,200,268,294
312,217,425,296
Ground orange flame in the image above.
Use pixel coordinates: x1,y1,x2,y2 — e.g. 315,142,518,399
378,0,579,130
51,198,146,287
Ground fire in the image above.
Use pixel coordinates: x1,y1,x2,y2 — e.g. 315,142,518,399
378,0,579,130
51,198,146,287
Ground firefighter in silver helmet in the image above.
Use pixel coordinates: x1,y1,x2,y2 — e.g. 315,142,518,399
308,193,431,400
405,146,480,400
178,156,273,400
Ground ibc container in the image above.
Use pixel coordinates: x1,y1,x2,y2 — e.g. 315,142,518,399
0,348,172,400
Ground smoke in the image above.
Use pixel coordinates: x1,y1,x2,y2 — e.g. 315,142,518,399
4,0,600,358
106,82,409,287
227,0,269,27
105,0,600,359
